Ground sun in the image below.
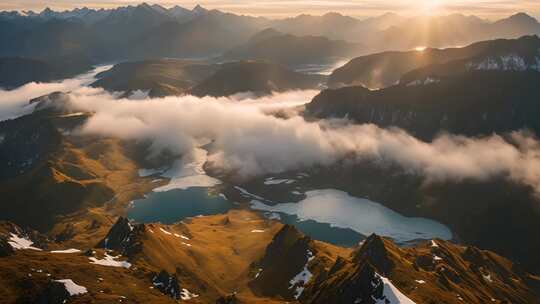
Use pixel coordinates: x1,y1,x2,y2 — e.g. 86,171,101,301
422,0,443,15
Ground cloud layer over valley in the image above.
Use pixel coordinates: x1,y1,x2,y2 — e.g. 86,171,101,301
3,69,540,195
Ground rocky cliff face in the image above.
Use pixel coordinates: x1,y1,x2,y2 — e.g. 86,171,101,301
307,71,540,140
96,217,148,259
249,224,315,299
152,270,182,300
1,210,539,303
301,234,540,304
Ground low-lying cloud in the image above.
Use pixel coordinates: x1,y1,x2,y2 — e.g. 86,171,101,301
3,68,540,195
0,65,111,121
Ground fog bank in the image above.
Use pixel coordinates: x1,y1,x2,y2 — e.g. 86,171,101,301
3,70,540,194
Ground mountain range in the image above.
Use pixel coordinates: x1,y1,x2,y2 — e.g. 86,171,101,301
1,211,539,303
1,4,540,84
220,28,365,67
310,35,540,138
3,3,540,303
91,59,325,98
301,35,540,275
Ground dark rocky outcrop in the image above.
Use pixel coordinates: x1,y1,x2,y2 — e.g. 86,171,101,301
0,221,49,251
353,234,395,275
306,261,385,304
303,235,540,304
152,270,182,300
96,217,144,257
215,293,240,304
249,224,314,299
97,217,132,249
0,236,14,257
14,278,70,304
37,281,71,304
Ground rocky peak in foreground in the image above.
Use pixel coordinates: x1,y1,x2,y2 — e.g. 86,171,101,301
301,235,540,304
96,217,144,257
29,91,75,114
151,270,182,300
0,221,50,253
353,234,396,275
249,224,315,299
1,209,539,303
248,226,540,303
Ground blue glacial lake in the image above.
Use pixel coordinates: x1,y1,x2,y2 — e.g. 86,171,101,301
128,187,232,224
250,189,452,244
128,185,451,247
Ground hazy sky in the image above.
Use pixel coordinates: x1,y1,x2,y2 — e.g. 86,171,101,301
1,0,539,19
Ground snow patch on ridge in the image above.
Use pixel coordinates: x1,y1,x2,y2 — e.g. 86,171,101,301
180,288,199,300
467,54,540,71
406,77,440,86
159,228,172,235
373,274,416,304
289,250,314,299
51,248,81,253
235,186,265,200
89,253,131,268
8,233,42,251
54,279,88,296
264,177,295,185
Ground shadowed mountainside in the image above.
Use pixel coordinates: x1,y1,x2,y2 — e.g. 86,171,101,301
328,35,540,89
220,28,365,67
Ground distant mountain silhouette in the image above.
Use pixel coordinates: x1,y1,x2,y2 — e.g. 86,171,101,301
0,57,72,89
93,59,325,98
220,28,365,67
1,6,539,67
190,61,325,97
91,59,219,97
375,13,540,51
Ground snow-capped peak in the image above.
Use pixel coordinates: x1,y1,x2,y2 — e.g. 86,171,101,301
466,53,540,72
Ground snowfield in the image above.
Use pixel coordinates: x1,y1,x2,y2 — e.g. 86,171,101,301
89,253,132,268
289,250,314,299
54,279,88,296
180,288,199,300
264,177,295,185
51,248,82,253
375,275,417,304
8,233,42,251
